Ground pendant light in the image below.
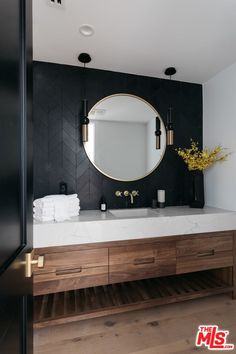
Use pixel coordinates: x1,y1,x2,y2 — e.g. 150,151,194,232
78,53,91,142
164,67,176,146
155,116,161,150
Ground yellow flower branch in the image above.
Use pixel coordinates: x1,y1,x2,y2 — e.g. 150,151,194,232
176,140,230,171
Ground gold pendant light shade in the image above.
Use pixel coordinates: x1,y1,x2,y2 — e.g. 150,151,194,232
167,128,174,146
82,123,89,142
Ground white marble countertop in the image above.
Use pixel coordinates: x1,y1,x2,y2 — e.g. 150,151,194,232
33,206,236,248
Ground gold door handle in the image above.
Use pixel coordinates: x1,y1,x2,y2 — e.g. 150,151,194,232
25,252,44,278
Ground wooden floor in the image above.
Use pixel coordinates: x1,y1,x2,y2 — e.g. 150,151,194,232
34,294,236,354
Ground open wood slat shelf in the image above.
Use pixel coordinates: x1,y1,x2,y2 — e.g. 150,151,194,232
34,271,233,328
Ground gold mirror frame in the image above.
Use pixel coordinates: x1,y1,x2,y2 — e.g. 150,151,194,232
83,93,166,182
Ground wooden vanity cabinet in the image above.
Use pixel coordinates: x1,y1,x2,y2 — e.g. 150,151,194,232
33,230,235,295
33,230,236,328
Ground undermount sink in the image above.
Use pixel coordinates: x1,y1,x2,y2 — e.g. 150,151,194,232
110,208,159,219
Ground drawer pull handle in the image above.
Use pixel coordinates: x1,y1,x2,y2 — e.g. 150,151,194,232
197,250,215,257
133,257,155,265
56,267,82,276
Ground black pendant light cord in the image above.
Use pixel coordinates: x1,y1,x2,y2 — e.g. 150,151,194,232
164,67,176,146
78,53,91,142
78,53,91,125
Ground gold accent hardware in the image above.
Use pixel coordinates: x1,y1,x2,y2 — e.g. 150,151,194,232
115,191,122,197
25,252,44,278
82,124,88,142
131,190,139,197
167,129,174,146
156,135,161,150
124,190,139,204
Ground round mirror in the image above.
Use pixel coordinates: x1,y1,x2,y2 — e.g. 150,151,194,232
84,94,166,181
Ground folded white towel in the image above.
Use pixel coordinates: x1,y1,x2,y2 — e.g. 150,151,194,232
50,195,69,221
69,206,80,216
33,199,54,208
33,194,80,222
68,205,80,211
33,206,54,214
69,201,80,209
67,194,78,200
33,214,54,222
44,194,79,200
69,211,80,217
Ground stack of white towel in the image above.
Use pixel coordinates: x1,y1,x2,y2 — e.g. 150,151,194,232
33,194,80,222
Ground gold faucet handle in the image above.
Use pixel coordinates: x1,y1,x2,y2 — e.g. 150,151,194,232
123,190,130,197
131,190,139,197
115,190,123,197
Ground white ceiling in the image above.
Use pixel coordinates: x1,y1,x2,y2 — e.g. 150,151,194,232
33,0,236,84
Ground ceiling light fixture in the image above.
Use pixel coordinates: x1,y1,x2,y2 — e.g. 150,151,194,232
79,24,94,37
164,67,177,146
78,53,91,142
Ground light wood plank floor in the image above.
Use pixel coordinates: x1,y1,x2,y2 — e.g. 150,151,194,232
34,294,236,354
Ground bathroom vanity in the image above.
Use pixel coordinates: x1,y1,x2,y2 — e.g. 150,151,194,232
33,207,236,328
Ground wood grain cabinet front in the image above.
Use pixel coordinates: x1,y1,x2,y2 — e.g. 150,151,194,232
33,248,109,295
176,232,234,274
109,241,176,283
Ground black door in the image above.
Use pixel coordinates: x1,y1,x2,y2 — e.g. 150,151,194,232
0,1,33,354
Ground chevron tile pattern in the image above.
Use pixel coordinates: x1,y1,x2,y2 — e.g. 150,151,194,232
33,62,202,210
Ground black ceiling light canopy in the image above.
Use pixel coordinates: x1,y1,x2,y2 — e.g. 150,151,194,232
164,67,177,77
78,53,91,65
78,53,91,142
165,66,177,146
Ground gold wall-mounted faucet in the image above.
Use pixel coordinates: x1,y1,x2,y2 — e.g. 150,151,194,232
124,190,139,204
115,190,139,204
115,191,122,197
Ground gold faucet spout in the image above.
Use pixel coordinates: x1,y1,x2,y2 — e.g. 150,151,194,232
123,190,139,204
124,190,133,204
130,193,134,204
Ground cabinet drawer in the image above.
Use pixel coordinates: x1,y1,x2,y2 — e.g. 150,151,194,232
110,259,176,283
33,248,108,295
176,233,233,257
34,266,108,295
176,234,233,274
33,248,108,275
109,242,176,283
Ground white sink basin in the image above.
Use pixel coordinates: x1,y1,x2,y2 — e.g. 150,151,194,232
110,208,159,219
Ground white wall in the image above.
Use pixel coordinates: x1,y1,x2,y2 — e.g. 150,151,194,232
203,61,236,210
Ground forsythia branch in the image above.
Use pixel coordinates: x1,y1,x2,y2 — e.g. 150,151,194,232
176,140,231,171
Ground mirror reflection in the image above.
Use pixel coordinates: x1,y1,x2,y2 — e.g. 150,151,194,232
84,94,166,181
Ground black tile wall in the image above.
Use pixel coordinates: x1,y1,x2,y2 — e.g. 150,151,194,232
33,61,202,209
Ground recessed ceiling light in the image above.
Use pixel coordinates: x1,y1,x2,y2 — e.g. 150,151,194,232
79,25,94,37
